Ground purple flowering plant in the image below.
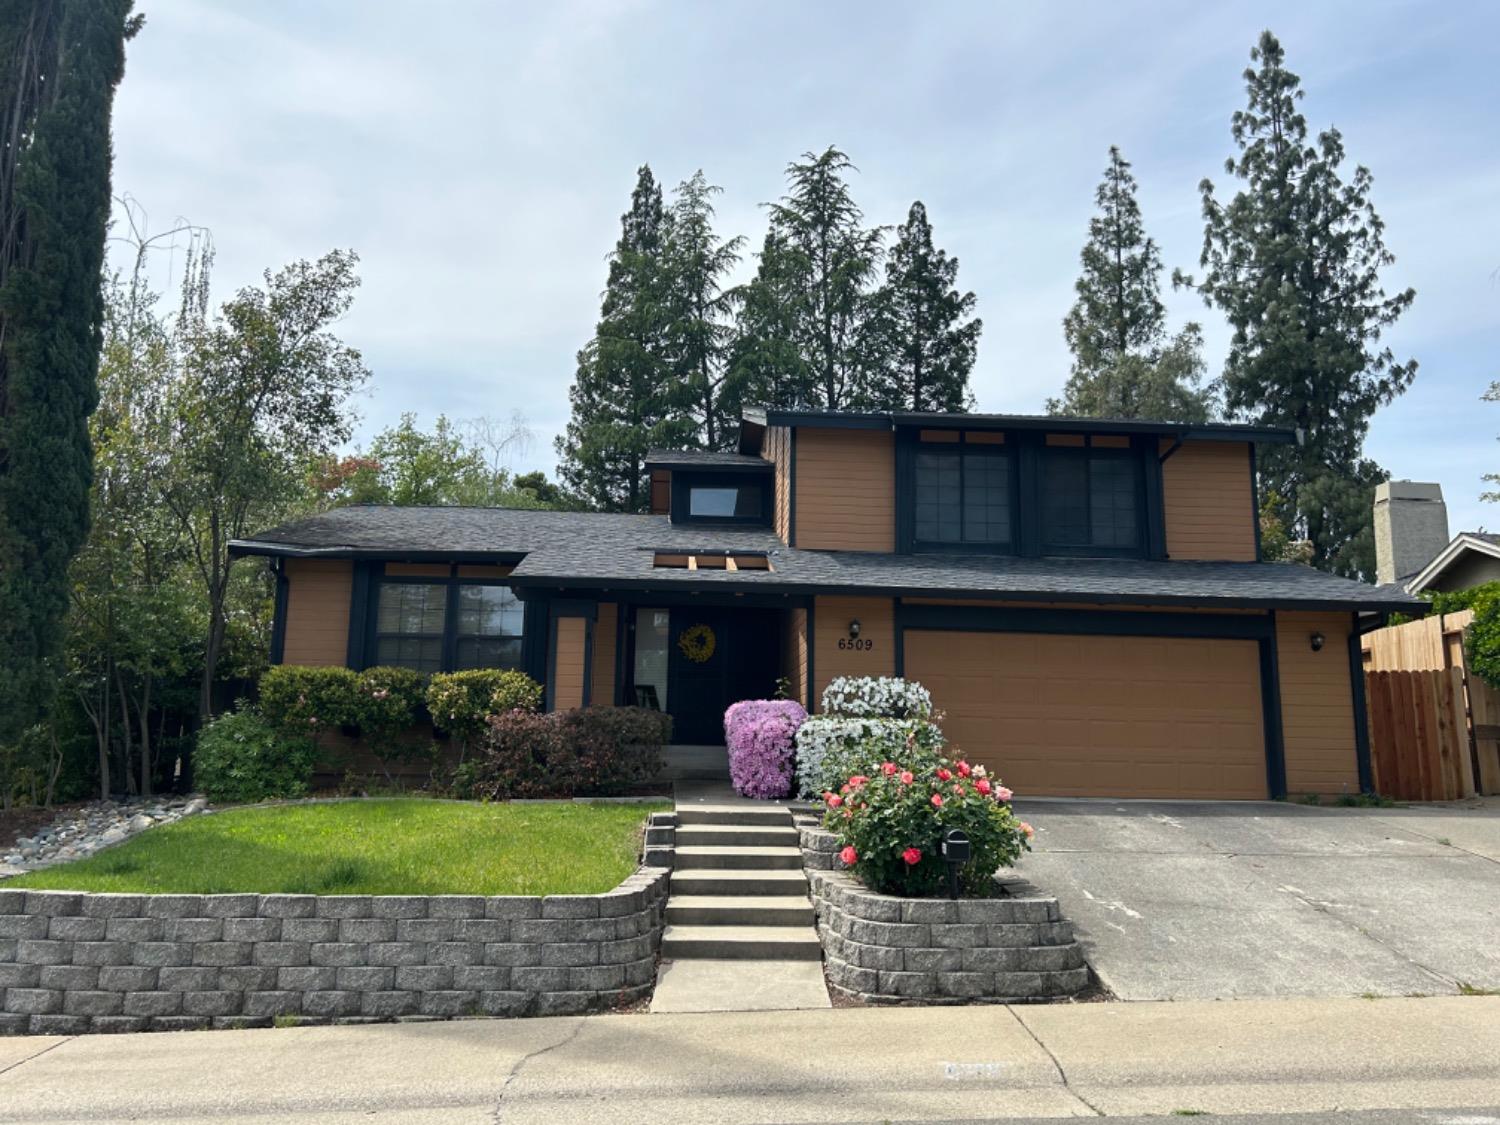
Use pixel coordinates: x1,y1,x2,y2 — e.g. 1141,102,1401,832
724,699,808,799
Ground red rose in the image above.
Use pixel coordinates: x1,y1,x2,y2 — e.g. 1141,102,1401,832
902,847,922,866
881,762,897,776
975,778,992,795
840,846,857,865
826,793,843,808
936,767,952,781
899,770,914,785
931,793,944,807
953,783,966,796
957,761,971,777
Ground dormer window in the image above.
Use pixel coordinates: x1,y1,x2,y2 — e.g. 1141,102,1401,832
689,484,763,520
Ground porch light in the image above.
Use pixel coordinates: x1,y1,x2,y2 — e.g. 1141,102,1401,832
848,620,861,639
1309,631,1326,652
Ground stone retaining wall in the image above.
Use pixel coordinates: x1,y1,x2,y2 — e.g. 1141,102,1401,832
798,820,1088,1004
0,816,676,1036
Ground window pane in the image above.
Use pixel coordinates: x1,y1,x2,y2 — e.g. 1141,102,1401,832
689,488,739,517
1089,457,1140,548
376,584,446,635
915,450,961,543
455,636,523,671
732,487,763,518
1041,452,1090,546
456,585,523,638
632,608,669,712
962,452,1011,544
376,636,443,673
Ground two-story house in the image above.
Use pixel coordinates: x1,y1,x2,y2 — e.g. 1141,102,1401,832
231,409,1424,801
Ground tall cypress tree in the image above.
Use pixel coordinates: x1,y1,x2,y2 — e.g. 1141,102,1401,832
663,171,744,451
0,0,140,750
727,230,815,410
733,147,884,411
1051,146,1211,423
863,201,980,412
556,166,691,511
1177,32,1416,578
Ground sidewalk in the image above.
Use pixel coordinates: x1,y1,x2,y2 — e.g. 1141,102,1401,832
1,995,1497,1122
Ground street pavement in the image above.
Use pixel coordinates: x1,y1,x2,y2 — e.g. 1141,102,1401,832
1018,795,1500,999
0,995,1497,1122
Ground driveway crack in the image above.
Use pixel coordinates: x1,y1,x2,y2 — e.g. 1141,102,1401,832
1274,883,1456,992
1005,1006,1103,1117
0,1035,73,1079
492,1018,587,1122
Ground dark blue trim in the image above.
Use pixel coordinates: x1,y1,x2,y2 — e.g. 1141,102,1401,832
1261,613,1288,799
1250,443,1263,563
896,603,1274,640
581,616,595,707
805,599,816,713
788,428,798,547
346,561,375,669
269,561,289,665
1349,614,1374,794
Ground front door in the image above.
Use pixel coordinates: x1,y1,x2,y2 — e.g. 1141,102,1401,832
666,608,781,744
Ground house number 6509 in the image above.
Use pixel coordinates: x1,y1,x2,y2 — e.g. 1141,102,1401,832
837,638,874,651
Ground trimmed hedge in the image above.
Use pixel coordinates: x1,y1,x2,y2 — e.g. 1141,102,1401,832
468,706,671,800
425,669,544,761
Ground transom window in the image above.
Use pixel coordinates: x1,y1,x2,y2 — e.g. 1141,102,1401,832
374,580,524,673
914,446,1013,548
1041,448,1143,553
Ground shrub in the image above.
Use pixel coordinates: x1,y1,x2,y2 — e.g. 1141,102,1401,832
820,676,932,720
725,699,807,799
822,756,1030,897
195,704,316,804
795,714,945,798
258,665,360,746
1466,585,1500,690
349,667,430,781
469,706,671,800
426,669,544,759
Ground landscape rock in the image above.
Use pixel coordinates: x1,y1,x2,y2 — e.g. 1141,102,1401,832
0,796,209,879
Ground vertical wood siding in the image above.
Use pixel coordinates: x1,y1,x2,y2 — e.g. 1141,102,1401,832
812,596,895,706
794,429,895,551
1161,440,1257,561
760,425,792,542
591,604,617,705
650,470,671,515
552,617,588,711
281,559,353,666
783,607,808,709
1278,610,1359,795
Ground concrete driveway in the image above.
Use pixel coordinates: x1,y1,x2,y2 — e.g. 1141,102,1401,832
1015,796,1500,1001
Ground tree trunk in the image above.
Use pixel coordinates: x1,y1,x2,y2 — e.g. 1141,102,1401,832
116,669,135,796
95,676,111,800
138,671,152,798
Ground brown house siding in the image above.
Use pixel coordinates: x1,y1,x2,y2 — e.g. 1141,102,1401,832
282,559,353,667
795,429,895,551
551,617,588,711
1278,610,1360,795
591,604,618,705
812,595,895,707
783,607,809,709
649,470,670,515
1161,440,1257,561
761,424,793,542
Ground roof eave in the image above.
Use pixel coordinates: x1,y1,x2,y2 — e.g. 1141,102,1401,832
1407,533,1500,593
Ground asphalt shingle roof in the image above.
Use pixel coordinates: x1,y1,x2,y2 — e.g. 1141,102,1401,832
232,505,1424,613
644,450,772,471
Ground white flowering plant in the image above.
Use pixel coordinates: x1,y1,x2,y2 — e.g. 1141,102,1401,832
794,715,944,798
820,676,933,720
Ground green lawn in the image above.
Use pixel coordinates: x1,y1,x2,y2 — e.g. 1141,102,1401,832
5,799,667,896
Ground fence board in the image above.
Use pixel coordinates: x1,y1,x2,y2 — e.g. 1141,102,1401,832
1364,669,1476,801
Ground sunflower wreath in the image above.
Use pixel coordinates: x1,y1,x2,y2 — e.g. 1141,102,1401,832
677,623,717,664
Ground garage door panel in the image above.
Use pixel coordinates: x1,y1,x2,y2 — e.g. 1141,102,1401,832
906,629,1267,800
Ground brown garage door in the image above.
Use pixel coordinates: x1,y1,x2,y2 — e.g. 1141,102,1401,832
905,631,1267,799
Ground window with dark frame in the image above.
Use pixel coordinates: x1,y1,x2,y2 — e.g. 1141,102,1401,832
687,484,763,519
373,580,525,673
1041,447,1143,553
914,444,1013,548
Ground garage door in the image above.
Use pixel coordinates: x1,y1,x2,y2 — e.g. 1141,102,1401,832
904,631,1267,799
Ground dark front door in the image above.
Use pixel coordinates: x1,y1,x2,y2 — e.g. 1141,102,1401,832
666,608,781,744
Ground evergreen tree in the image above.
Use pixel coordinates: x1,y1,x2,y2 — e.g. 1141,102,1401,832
1176,32,1416,579
0,0,141,751
727,229,814,410
1052,146,1212,422
864,201,980,412
734,147,884,411
556,166,691,510
663,172,744,450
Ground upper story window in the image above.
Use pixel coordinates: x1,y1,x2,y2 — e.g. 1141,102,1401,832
670,470,771,526
914,440,1013,549
689,485,762,520
1040,439,1144,555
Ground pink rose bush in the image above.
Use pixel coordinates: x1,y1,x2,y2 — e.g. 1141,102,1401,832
725,699,808,799
823,756,1031,897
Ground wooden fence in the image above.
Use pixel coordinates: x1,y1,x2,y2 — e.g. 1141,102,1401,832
1361,610,1500,799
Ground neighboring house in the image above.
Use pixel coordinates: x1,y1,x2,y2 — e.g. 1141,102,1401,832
1372,479,1499,595
230,410,1423,801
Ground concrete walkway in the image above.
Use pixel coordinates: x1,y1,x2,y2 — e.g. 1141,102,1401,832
650,781,831,1013
1,996,1495,1122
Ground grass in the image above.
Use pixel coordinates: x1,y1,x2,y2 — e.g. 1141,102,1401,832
5,798,668,896
1458,982,1500,996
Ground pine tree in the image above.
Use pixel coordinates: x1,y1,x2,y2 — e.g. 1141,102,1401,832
663,172,744,450
0,0,141,751
1177,32,1416,579
557,166,691,510
1052,146,1212,423
734,147,884,411
727,230,815,410
863,201,980,412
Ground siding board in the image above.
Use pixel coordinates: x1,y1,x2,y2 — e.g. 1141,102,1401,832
761,425,792,542
794,429,895,551
1161,440,1257,561
552,617,588,711
1278,610,1359,795
812,596,895,705
282,559,353,667
591,604,617,705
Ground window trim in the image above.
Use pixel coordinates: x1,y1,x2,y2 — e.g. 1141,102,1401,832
911,438,1019,555
1038,443,1148,558
669,470,772,527
362,571,530,675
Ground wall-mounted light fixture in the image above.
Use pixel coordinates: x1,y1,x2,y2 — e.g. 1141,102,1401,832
1309,631,1326,652
848,620,862,639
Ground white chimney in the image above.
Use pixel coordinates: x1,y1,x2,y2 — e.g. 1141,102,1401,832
1373,481,1449,586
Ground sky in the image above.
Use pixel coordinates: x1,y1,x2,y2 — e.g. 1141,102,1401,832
109,0,1499,535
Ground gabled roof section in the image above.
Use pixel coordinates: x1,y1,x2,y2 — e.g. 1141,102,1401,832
1407,532,1500,593
736,407,1298,451
644,449,772,473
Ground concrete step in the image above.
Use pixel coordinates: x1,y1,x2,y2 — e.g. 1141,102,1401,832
676,805,796,827
669,869,810,897
665,895,815,927
674,845,804,871
675,824,800,848
660,924,824,961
